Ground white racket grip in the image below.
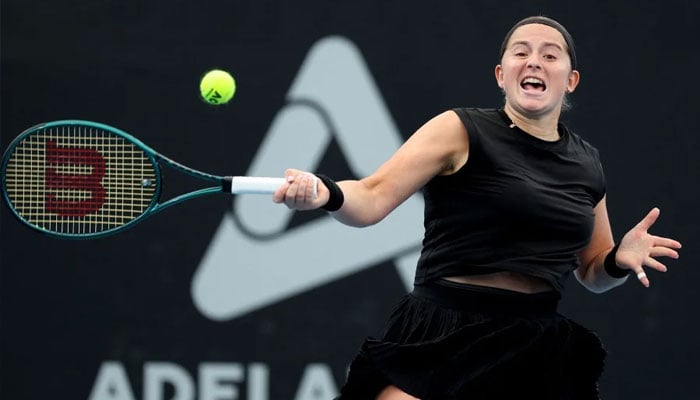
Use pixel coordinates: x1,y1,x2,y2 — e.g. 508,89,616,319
229,176,286,194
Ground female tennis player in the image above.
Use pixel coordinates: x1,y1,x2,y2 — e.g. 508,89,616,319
273,15,682,399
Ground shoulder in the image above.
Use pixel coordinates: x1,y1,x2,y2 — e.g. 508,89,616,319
410,110,472,175
559,123,607,201
560,123,602,158
420,109,467,134
451,108,504,126
451,108,510,137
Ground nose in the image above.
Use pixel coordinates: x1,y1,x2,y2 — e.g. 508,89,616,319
526,54,542,69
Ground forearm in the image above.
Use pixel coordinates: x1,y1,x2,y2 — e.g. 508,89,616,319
328,179,394,227
575,247,629,293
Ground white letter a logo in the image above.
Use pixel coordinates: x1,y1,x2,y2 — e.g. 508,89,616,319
192,36,423,321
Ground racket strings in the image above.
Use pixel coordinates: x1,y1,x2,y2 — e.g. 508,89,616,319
4,124,157,234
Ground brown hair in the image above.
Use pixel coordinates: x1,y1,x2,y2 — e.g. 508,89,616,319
499,16,577,70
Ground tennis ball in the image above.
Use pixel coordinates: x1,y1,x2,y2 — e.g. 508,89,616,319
200,69,236,105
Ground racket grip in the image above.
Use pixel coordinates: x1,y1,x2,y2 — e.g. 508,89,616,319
227,176,286,194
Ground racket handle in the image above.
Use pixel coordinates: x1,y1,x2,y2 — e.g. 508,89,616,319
227,176,286,194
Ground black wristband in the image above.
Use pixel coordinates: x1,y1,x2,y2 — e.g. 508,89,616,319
315,174,345,212
603,245,629,278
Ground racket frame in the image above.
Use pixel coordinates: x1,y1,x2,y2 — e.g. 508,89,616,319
1,120,277,239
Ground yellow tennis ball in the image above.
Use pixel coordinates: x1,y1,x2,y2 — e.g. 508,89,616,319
200,69,236,105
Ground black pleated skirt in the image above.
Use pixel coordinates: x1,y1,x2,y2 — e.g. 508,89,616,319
337,279,606,400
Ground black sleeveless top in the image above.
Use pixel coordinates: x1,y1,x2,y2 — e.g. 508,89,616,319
414,108,606,292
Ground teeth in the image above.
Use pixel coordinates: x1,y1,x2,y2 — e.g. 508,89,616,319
522,77,544,85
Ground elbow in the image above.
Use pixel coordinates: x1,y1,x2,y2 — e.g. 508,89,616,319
583,284,613,294
332,199,393,227
332,209,387,228
577,278,613,294
574,268,613,294
336,213,387,228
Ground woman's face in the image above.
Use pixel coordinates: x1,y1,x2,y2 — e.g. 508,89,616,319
495,23,579,117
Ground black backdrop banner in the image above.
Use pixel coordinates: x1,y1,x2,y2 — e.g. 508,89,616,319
2,1,698,399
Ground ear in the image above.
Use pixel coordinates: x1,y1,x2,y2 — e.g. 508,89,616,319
567,69,580,93
495,65,504,89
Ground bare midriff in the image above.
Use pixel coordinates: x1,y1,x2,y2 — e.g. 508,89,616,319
444,271,553,294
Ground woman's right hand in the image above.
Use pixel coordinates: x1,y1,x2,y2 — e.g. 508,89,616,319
272,169,330,211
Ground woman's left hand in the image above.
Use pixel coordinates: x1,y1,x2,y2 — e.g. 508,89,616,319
615,207,682,287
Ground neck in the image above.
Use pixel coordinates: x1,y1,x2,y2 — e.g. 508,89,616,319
503,105,561,142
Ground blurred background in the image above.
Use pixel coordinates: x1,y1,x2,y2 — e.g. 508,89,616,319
1,1,698,399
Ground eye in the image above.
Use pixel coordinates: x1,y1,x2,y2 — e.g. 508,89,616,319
543,54,557,61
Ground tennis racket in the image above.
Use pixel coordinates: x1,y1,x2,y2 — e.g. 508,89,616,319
1,120,289,239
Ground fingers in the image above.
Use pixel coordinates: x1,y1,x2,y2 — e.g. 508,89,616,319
634,258,670,288
644,257,667,272
622,208,682,289
272,169,302,204
288,175,314,207
647,234,682,269
273,170,320,209
292,174,316,204
648,245,680,260
634,269,650,288
652,235,682,250
635,207,660,231
311,177,318,199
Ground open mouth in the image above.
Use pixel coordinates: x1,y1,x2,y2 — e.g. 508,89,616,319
521,77,546,91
